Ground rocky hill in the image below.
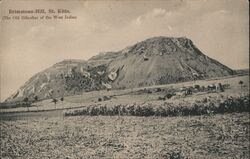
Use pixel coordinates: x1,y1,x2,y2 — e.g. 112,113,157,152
6,36,234,102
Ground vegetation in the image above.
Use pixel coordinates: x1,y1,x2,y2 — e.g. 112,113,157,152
23,97,29,103
1,113,249,158
0,101,31,109
52,98,58,105
23,97,30,111
65,95,249,117
239,80,244,88
34,96,38,102
60,97,64,103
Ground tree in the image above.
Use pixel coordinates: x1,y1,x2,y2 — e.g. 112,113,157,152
52,98,58,108
23,97,29,111
23,97,29,103
34,96,38,102
239,80,244,88
60,97,64,106
33,96,39,111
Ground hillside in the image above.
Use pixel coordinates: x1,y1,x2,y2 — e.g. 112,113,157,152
6,59,110,102
6,36,234,102
106,37,234,88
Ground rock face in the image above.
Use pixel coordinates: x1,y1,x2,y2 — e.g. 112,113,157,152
6,36,234,102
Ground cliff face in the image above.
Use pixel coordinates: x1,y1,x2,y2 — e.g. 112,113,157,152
6,36,234,102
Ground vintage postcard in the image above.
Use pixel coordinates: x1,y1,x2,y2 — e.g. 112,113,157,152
0,0,249,158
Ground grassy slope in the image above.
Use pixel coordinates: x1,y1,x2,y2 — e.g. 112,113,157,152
1,113,249,158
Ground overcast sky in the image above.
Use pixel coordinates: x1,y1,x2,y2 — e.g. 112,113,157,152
0,0,249,101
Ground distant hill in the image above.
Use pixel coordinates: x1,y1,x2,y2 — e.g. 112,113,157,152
6,36,234,102
235,68,249,76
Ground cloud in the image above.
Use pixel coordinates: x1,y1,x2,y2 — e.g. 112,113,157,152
134,16,142,25
151,8,167,17
27,25,56,40
168,25,173,31
132,8,175,26
218,9,229,14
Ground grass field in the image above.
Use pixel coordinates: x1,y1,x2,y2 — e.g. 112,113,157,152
0,75,249,158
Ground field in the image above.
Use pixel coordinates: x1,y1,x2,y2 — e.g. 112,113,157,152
1,113,249,158
0,75,249,158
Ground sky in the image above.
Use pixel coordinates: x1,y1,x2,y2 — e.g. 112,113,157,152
0,0,249,101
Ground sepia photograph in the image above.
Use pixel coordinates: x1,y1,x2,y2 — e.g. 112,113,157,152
0,0,249,158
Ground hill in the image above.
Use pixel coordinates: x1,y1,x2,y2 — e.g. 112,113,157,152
235,68,249,76
106,37,234,88
5,36,234,102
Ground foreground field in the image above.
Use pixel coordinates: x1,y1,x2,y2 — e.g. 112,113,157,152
1,113,249,159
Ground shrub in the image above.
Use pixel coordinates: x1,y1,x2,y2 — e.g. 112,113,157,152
52,98,58,105
194,84,200,89
98,98,102,102
64,95,249,117
164,151,185,159
156,88,162,92
158,96,166,100
166,93,173,99
103,96,111,101
127,105,135,116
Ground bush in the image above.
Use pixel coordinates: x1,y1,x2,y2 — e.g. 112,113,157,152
64,95,249,117
103,96,111,101
156,88,162,92
166,93,173,99
98,98,102,102
158,96,166,100
194,85,200,89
